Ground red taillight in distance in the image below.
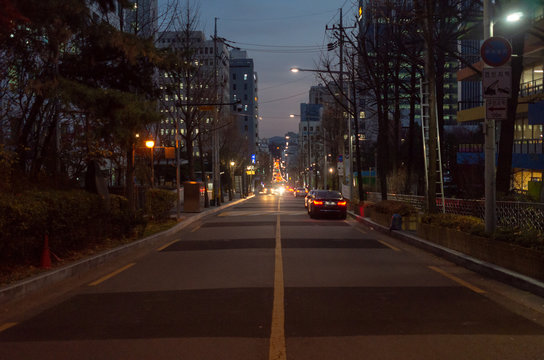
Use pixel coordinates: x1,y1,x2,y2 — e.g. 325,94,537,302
313,200,324,206
337,201,347,206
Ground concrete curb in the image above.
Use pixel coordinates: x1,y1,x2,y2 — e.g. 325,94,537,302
0,196,253,304
348,211,544,298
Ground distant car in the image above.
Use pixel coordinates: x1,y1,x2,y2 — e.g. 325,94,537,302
294,187,307,197
304,189,316,208
269,184,285,195
307,190,347,219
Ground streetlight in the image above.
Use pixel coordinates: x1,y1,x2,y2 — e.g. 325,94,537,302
145,140,155,188
230,161,235,200
482,2,524,233
290,66,353,198
290,113,312,187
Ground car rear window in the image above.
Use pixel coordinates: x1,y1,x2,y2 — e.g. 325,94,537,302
315,190,342,199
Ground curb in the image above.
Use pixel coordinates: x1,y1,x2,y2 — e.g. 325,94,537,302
0,196,253,304
348,211,544,298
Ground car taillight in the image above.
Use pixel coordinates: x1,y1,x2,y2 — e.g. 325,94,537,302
337,201,347,206
313,200,324,205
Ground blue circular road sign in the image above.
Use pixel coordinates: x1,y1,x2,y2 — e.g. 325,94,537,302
480,36,512,67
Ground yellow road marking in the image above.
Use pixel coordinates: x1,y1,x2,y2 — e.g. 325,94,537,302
429,266,486,294
269,198,286,360
157,240,178,252
355,227,368,235
191,223,201,232
378,240,401,252
88,263,135,286
355,227,400,251
0,322,17,333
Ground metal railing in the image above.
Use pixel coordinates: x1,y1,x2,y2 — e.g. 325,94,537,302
366,192,544,232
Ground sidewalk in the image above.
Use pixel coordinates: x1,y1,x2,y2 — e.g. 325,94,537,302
0,195,253,304
348,210,544,298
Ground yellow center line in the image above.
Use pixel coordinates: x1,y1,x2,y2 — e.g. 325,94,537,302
269,197,286,360
88,263,135,286
0,322,17,333
429,266,486,294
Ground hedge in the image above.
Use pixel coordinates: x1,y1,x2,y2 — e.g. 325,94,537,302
144,188,176,222
0,190,145,265
368,200,417,217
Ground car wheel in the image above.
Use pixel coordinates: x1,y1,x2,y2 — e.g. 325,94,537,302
339,212,347,220
308,205,315,218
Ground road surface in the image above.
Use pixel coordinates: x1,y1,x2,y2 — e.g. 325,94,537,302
1,193,544,359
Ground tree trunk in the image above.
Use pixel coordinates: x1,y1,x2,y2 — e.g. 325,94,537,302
496,32,524,195
405,63,418,194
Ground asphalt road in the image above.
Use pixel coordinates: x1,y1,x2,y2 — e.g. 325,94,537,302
1,194,544,359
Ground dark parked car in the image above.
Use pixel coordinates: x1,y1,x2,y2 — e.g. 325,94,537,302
307,190,347,219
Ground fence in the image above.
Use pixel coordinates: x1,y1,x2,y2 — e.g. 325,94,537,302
366,192,544,232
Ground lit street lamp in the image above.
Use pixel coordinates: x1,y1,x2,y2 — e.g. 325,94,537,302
145,140,155,188
291,66,353,199
482,1,524,233
290,113,312,187
230,161,235,200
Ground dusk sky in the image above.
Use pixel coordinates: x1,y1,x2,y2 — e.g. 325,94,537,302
159,0,358,139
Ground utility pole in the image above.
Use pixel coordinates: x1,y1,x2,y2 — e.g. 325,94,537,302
326,8,356,199
483,0,496,232
422,0,439,213
212,17,221,206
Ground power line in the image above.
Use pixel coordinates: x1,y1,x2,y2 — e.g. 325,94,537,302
260,74,313,92
218,9,337,22
261,91,308,104
227,40,325,49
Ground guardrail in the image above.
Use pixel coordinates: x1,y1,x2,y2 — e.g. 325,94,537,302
366,192,544,232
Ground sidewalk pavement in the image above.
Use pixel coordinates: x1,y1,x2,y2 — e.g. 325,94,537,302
347,210,544,298
0,195,253,304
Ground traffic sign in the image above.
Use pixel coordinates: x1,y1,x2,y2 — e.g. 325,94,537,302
483,67,511,98
486,98,508,120
481,37,512,67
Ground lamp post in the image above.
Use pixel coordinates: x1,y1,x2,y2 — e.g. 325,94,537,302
291,66,353,199
230,161,235,200
482,2,523,234
290,113,312,187
145,140,155,188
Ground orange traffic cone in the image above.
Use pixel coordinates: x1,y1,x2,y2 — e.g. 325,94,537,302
41,234,51,269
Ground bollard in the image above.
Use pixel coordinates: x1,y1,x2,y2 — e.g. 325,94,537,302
390,213,402,231
41,234,52,269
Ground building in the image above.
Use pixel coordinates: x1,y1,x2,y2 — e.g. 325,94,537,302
155,30,230,152
124,0,158,38
229,49,259,157
456,2,544,194
299,103,323,188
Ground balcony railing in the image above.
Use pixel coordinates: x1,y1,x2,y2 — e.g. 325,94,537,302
520,80,544,98
513,139,544,154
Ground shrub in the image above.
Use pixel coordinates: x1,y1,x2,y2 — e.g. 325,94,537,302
369,200,417,217
109,194,147,238
421,213,484,235
0,190,147,266
145,188,176,222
